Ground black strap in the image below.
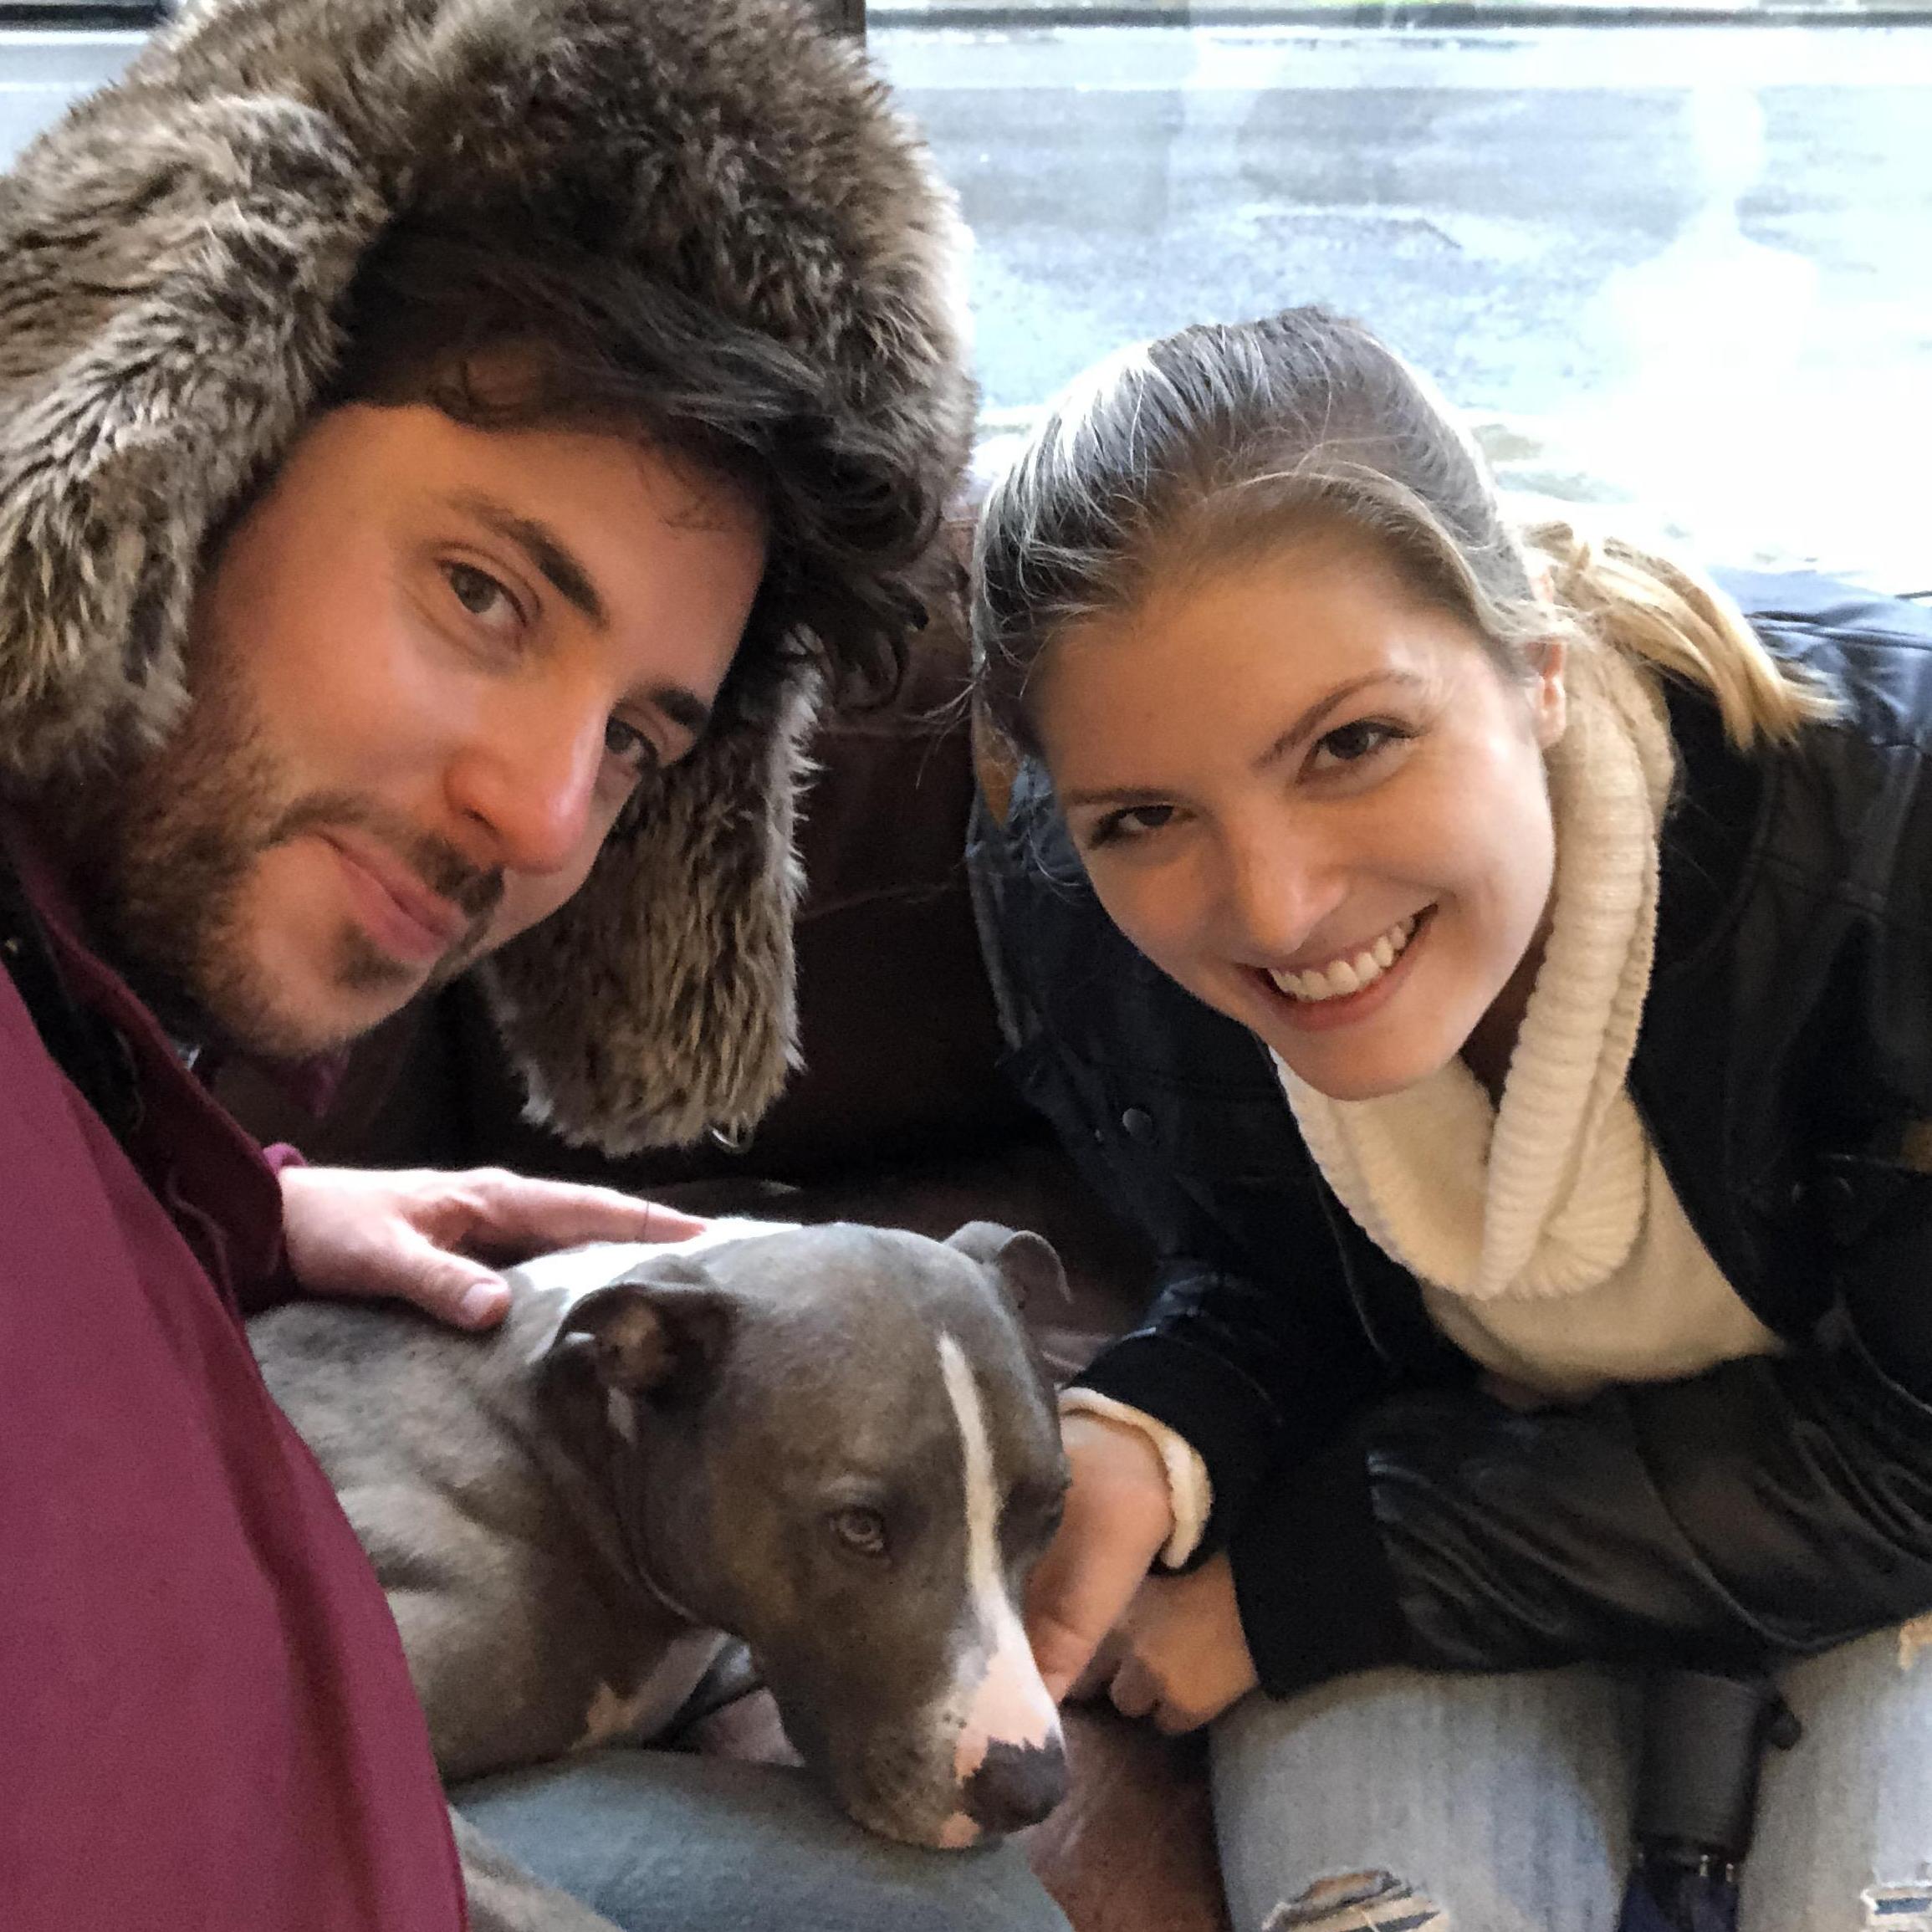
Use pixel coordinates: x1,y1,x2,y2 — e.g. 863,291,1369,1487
1632,1668,1801,1872
0,846,140,1140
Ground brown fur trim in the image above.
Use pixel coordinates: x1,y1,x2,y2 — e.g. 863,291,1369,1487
479,671,820,1154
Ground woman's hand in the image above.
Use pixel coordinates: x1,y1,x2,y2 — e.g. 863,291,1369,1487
1025,1411,1177,1700
278,1164,708,1330
1084,1553,1259,1735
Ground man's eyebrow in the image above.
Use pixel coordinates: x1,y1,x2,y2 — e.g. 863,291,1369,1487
452,492,715,743
1056,671,1423,811
649,684,713,740
452,493,606,627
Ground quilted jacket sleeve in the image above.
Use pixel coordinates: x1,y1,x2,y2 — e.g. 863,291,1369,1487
1233,1257,1932,1696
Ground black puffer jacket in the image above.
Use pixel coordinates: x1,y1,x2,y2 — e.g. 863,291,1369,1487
969,570,1932,1699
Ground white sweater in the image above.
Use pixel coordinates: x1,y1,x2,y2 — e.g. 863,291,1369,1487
1280,647,1779,1398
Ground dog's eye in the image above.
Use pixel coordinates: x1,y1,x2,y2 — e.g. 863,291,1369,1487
1001,1480,1066,1556
828,1506,889,1561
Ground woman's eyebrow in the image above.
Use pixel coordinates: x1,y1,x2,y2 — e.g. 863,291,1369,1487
451,492,606,627
1057,670,1425,810
1057,779,1180,810
1250,671,1424,773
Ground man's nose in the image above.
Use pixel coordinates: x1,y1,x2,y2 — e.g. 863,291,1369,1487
446,691,606,876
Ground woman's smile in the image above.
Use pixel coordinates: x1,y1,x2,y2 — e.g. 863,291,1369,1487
1265,908,1423,1004
1035,527,1566,1102
1255,907,1434,1033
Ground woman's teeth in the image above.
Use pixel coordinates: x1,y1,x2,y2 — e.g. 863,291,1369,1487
1267,914,1419,1004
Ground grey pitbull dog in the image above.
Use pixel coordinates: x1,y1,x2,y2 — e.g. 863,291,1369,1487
249,1219,1071,1930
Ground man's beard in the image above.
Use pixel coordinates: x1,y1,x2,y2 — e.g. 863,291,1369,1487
75,690,504,1061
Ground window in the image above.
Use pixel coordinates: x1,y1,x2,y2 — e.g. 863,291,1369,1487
0,2,158,21
0,12,149,163
6,0,1924,584
873,5,1932,585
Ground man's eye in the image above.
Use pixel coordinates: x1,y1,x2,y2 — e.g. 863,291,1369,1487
445,562,519,626
1310,719,1408,770
602,718,659,774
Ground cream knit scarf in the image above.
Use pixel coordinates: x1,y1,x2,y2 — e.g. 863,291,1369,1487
1278,647,1679,1305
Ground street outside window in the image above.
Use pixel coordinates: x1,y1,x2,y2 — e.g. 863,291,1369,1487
2,0,1927,584
874,1,1932,585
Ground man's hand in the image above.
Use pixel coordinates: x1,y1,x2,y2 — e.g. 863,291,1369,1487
1085,1553,1259,1735
278,1164,708,1330
1025,1412,1176,1701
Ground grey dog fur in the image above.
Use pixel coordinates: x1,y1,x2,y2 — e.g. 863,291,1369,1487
250,1222,1068,1929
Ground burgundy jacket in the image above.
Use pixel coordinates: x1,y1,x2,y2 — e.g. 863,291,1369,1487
0,820,465,1930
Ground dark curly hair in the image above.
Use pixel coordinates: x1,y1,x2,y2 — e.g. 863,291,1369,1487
327,209,937,712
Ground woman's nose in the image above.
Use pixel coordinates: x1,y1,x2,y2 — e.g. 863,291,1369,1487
445,690,607,877
1216,821,1344,962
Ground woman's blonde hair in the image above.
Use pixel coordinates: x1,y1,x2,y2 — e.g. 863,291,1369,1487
971,308,1833,756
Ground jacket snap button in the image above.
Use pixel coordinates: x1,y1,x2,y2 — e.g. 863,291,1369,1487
1121,1106,1155,1143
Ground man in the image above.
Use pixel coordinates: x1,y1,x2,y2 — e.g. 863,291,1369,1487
0,0,1062,1926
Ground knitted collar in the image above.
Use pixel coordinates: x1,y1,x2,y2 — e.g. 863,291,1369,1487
1278,648,1677,1302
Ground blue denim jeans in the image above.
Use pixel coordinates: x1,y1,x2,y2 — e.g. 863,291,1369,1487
1211,1623,1932,1932
452,1749,1070,1932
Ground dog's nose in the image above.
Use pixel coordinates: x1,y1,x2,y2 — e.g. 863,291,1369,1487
961,1736,1068,1835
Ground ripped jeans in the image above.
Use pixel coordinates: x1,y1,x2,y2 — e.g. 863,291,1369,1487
1210,1621,1932,1932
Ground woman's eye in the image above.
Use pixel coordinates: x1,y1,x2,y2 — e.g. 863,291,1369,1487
828,1506,890,1561
1091,802,1177,846
1310,719,1406,771
445,562,519,629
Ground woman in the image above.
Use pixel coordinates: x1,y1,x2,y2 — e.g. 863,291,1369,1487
967,307,1932,1930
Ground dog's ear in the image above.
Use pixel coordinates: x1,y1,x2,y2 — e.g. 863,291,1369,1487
549,1260,737,1407
945,1221,1070,1313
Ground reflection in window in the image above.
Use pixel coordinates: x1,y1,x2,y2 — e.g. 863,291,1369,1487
876,21,1932,585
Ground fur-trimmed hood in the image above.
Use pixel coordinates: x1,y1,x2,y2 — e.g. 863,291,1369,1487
0,0,973,1153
